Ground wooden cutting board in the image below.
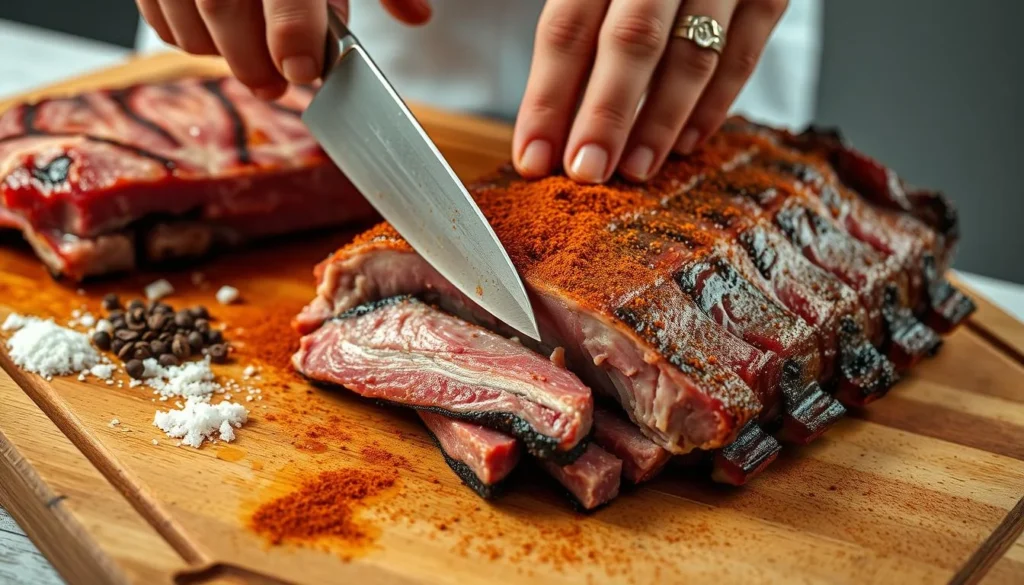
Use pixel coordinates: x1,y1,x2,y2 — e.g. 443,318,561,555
0,52,1022,585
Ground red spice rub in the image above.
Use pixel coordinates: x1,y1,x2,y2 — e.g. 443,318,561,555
250,468,397,546
321,126,778,315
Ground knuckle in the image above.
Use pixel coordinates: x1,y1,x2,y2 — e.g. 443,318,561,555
605,13,666,59
727,49,761,78
522,94,562,120
678,47,719,78
267,17,310,44
585,102,632,132
538,11,594,57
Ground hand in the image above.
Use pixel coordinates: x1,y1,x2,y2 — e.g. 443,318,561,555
513,0,788,183
136,0,432,100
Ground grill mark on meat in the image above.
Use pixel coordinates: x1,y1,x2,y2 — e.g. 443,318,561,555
200,79,251,165
2,102,177,170
108,87,181,147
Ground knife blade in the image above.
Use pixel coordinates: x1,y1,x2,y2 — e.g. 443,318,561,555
302,11,540,341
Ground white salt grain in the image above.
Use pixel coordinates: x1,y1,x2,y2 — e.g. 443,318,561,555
90,364,115,380
109,418,120,428
4,315,100,377
139,358,222,399
79,314,96,327
145,279,174,301
242,365,257,378
153,398,248,448
215,285,240,305
95,319,113,334
152,439,159,446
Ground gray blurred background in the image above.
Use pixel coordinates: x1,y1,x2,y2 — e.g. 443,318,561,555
2,0,1022,282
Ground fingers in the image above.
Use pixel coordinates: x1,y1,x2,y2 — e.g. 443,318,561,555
157,0,218,55
264,0,327,85
137,0,175,45
380,0,433,25
619,0,738,181
197,0,286,99
683,0,787,143
512,0,609,179
563,0,682,183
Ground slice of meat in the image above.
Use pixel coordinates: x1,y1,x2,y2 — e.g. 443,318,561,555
293,296,593,462
539,443,622,510
421,411,625,508
418,411,520,498
592,407,670,484
0,77,375,279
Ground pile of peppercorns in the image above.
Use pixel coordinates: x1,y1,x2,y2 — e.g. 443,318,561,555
91,294,230,379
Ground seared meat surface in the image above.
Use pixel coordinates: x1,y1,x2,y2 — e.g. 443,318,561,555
294,117,973,504
0,77,373,279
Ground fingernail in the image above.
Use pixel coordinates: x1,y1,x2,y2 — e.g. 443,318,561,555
518,140,552,177
570,144,609,184
677,128,700,155
282,56,318,84
621,146,654,181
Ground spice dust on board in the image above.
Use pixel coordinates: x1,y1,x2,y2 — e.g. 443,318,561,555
250,467,399,558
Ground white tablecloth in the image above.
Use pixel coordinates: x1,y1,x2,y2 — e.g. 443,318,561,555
0,16,1022,585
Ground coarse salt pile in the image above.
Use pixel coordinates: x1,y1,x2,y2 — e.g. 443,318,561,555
137,356,251,447
140,357,223,399
153,397,248,448
3,313,100,377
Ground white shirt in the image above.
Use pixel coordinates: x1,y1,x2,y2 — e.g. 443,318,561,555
137,0,822,128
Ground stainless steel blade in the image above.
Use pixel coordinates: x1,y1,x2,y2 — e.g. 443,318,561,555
303,21,540,341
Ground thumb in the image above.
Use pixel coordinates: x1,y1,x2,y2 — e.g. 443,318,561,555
380,0,432,26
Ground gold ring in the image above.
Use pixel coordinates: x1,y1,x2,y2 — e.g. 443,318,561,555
673,15,726,54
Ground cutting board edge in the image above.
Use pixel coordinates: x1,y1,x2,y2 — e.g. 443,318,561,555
0,351,208,567
0,414,136,585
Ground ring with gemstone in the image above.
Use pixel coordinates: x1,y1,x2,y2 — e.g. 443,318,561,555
673,15,726,54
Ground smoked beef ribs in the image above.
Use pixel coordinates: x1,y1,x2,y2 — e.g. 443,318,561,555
295,117,975,500
0,77,373,279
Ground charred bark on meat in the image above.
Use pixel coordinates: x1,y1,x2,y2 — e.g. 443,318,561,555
835,316,898,406
711,421,781,486
922,255,976,333
880,284,942,370
777,360,846,445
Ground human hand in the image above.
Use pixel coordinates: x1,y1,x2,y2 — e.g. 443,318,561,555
513,0,788,183
136,0,432,100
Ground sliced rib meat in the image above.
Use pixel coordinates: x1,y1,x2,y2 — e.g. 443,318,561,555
592,406,670,484
539,443,623,510
293,296,593,461
418,411,520,498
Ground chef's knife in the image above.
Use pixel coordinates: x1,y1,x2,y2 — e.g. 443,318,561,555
303,10,540,342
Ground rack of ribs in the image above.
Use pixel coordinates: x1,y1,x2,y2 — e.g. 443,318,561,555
294,116,975,500
0,77,374,280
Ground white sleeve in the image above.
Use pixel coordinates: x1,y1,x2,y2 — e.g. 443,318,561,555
730,0,824,130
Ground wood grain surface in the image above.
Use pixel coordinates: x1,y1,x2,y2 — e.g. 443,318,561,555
0,52,1022,585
